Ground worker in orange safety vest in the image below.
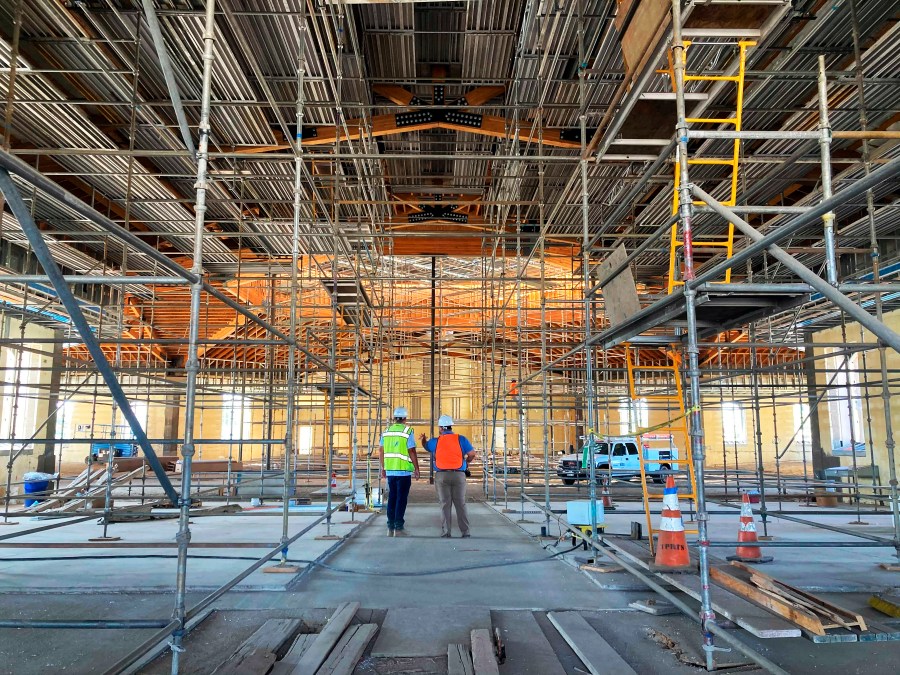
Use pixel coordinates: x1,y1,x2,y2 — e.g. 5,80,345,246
420,415,476,538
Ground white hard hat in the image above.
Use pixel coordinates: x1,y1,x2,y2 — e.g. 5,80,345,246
438,414,453,427
392,406,408,419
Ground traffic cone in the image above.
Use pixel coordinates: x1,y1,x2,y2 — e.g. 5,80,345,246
727,492,773,563
330,472,338,489
651,476,693,571
600,477,616,511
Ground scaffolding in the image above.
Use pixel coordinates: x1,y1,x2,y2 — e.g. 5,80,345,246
0,1,897,673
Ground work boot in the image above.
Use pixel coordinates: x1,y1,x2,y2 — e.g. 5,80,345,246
461,533,471,538
440,532,451,538
394,529,409,537
387,529,395,537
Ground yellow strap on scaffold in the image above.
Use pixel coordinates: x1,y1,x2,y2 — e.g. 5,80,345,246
634,406,700,437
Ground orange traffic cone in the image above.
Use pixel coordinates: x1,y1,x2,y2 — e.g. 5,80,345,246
727,492,773,563
600,477,616,511
330,472,338,489
651,476,693,571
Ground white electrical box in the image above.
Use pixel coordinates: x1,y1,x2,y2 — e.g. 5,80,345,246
566,500,604,527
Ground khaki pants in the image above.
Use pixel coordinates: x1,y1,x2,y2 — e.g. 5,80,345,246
434,470,469,536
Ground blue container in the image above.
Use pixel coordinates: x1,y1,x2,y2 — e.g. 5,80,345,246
24,479,50,507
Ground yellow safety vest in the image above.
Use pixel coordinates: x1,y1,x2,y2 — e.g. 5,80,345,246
383,423,414,472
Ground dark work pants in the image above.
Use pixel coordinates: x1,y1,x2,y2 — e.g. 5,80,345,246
386,475,412,531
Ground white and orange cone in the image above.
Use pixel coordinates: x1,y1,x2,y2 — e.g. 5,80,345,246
600,476,616,511
330,472,338,489
652,475,693,571
726,492,773,563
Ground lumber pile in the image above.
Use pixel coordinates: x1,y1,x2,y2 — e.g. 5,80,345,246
208,603,377,675
58,467,145,512
608,538,800,638
25,466,147,513
280,602,376,675
712,562,900,643
211,619,302,675
26,467,106,513
604,537,900,643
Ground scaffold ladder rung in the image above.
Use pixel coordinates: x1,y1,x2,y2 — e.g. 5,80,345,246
684,74,741,82
685,117,737,125
668,39,755,295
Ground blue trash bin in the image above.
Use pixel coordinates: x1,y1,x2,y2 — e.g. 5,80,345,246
24,479,50,507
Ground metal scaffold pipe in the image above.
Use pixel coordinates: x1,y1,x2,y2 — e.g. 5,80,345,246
0,171,180,506
140,0,195,157
170,1,217,670
691,184,900,355
671,0,716,667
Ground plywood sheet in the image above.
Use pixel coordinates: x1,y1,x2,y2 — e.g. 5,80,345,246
599,244,642,327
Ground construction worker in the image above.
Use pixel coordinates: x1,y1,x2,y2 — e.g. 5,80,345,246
420,415,476,538
380,406,420,537
509,379,519,397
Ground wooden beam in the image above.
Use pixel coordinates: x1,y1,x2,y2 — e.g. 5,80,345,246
300,113,583,149
372,84,421,106
303,113,441,146
459,86,505,107
122,296,168,363
196,314,250,360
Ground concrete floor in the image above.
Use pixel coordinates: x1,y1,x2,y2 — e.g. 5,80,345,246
493,495,900,592
291,501,634,610
0,505,371,592
1,489,899,674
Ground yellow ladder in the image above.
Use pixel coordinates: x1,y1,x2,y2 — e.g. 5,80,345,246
624,345,698,554
667,39,756,294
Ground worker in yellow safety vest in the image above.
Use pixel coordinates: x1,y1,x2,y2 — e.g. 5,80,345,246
380,406,420,537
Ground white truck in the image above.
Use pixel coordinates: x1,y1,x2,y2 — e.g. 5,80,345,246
556,435,678,485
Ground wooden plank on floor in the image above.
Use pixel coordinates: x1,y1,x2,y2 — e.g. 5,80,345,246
588,539,800,639
211,618,302,674
470,629,499,675
448,643,475,675
708,566,828,636
270,634,316,675
547,612,636,675
287,601,360,674
733,561,867,631
491,610,566,675
316,623,378,675
659,570,801,638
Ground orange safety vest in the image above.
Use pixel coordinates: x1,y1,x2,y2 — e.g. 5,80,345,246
435,433,464,471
